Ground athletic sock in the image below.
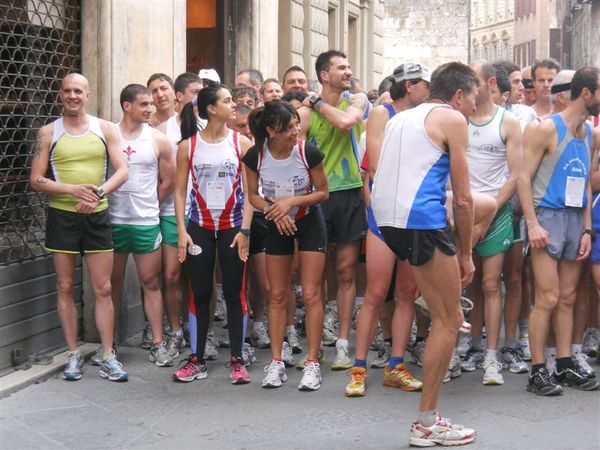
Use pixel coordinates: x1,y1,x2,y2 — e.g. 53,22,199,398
172,329,183,337
337,338,348,348
519,320,529,335
388,356,404,370
545,347,556,358
102,351,112,361
417,410,437,427
472,335,483,350
486,349,498,361
531,363,545,375
353,359,367,369
503,337,519,349
556,356,575,372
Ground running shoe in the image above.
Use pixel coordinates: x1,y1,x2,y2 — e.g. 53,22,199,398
411,340,426,367
383,363,422,391
519,332,532,361
501,346,529,374
444,349,461,383
242,342,256,367
251,322,271,349
331,340,352,370
545,352,557,375
554,367,599,391
262,360,287,388
204,331,219,360
63,351,84,381
287,327,303,354
409,415,476,447
457,331,471,357
282,341,295,367
296,348,327,370
298,361,322,391
90,346,103,366
526,366,563,396
370,324,384,351
98,350,128,382
166,333,185,360
229,356,250,384
322,306,337,347
345,366,367,397
172,355,207,382
582,327,600,356
482,358,504,385
573,351,596,378
371,340,391,368
214,289,226,322
141,323,153,349
460,348,484,372
150,341,174,367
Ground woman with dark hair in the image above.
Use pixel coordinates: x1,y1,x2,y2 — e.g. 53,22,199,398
242,100,329,390
172,84,254,384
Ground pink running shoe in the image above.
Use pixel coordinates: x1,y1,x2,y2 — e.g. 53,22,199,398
172,355,207,382
230,356,250,384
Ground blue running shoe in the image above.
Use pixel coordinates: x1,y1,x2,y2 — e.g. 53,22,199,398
99,350,128,382
63,351,84,381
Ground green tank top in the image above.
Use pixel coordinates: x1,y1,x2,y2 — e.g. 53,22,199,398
48,117,108,212
308,95,363,192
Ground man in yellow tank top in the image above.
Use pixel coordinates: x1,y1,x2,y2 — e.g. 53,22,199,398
30,73,129,382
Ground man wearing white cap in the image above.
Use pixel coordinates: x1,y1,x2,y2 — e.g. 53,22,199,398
199,68,221,87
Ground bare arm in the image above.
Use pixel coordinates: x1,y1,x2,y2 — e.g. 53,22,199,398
495,112,523,209
232,135,255,262
155,130,176,203
304,92,369,131
591,128,600,192
365,106,389,178
517,120,555,249
100,120,128,195
298,106,311,140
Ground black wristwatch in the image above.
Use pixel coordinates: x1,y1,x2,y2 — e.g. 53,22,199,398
95,187,106,199
583,229,593,236
309,93,323,109
239,228,251,237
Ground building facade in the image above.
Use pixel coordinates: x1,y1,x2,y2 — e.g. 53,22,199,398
568,0,600,68
470,0,515,62
0,0,384,373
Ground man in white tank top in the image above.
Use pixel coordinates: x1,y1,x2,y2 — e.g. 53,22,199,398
464,61,523,385
109,84,176,367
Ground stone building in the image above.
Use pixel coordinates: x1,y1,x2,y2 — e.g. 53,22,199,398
0,0,384,373
568,0,600,68
470,0,515,62
382,0,469,79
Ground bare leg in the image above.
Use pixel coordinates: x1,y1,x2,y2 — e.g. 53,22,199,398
335,242,359,340
52,253,79,351
503,242,524,343
299,251,326,360
552,259,582,359
162,244,182,332
133,250,164,344
266,254,294,359
391,261,418,358
85,252,116,352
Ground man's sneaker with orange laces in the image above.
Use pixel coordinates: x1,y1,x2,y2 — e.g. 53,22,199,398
383,363,422,391
409,415,476,447
172,355,207,382
229,356,250,384
345,366,367,397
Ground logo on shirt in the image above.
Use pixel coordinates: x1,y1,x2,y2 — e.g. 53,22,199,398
123,146,136,161
220,159,237,177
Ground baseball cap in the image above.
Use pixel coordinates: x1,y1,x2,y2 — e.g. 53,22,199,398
198,68,221,83
392,63,431,83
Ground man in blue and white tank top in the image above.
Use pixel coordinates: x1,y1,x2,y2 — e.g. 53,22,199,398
371,62,478,447
465,61,524,385
518,66,600,396
109,84,176,368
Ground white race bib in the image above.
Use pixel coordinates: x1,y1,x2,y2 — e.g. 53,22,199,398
565,176,585,208
207,181,226,209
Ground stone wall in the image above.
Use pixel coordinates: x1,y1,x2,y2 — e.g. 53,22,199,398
570,2,600,68
383,0,469,78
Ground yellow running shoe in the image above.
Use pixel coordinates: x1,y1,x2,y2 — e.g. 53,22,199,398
345,366,367,397
383,363,422,391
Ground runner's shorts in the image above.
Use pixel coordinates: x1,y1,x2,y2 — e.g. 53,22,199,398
112,224,162,254
45,207,113,254
321,188,367,243
474,202,514,257
250,211,268,255
534,207,584,261
379,222,457,267
266,207,327,256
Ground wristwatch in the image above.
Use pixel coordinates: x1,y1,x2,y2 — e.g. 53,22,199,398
583,229,594,236
239,228,251,237
309,93,323,109
95,187,106,199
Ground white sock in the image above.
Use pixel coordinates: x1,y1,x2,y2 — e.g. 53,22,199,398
486,349,497,361
337,338,348,348
545,346,556,357
572,344,582,354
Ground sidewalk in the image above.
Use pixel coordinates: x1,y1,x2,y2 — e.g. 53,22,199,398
0,326,598,449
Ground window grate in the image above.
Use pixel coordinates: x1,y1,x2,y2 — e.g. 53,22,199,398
0,0,81,265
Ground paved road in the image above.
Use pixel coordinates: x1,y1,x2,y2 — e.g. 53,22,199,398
1,328,599,450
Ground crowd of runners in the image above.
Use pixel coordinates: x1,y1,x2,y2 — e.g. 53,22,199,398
30,50,600,446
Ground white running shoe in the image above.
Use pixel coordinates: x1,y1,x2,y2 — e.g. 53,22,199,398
251,322,271,349
573,351,596,378
411,340,426,367
203,331,219,361
282,341,295,367
287,327,303,354
241,342,256,367
501,347,529,374
582,327,600,356
519,333,532,361
482,358,504,385
298,361,323,391
409,415,476,447
331,340,352,370
371,340,391,368
443,349,461,383
262,360,287,388
457,331,471,357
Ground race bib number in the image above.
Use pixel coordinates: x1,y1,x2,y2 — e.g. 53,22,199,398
565,176,585,208
275,182,294,199
207,181,226,209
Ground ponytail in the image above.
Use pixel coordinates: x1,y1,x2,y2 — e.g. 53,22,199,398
180,101,197,141
180,83,227,141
